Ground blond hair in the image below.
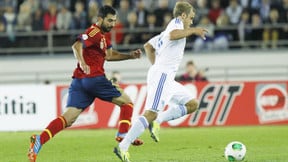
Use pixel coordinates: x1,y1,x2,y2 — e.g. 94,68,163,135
173,1,193,17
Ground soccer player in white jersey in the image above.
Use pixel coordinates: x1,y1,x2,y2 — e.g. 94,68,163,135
114,2,207,162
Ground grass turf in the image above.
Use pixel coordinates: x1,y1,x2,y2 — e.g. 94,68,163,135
1,125,288,162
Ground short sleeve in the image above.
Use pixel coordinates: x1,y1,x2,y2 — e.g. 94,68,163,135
148,35,160,49
165,18,183,33
77,28,101,48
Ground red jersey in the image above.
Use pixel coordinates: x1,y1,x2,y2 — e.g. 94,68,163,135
73,24,112,78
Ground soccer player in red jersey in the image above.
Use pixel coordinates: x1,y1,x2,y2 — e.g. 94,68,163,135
28,5,143,162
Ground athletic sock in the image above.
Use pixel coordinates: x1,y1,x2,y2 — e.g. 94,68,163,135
156,104,187,124
117,103,133,137
40,116,67,145
119,116,148,151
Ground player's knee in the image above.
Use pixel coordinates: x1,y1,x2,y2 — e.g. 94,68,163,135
63,116,77,127
112,94,132,106
143,110,158,123
66,122,73,127
185,99,199,114
63,108,82,127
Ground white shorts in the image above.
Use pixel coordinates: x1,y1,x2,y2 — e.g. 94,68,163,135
145,66,196,112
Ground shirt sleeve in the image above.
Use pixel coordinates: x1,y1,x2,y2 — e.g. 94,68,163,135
148,34,160,49
77,28,101,48
165,18,183,33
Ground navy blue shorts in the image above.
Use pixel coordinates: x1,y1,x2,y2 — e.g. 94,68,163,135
66,75,122,109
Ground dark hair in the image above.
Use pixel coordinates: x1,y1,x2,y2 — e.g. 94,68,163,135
98,5,116,18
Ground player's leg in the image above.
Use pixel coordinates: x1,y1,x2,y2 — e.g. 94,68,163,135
117,109,157,149
28,107,83,162
40,108,83,144
28,78,93,162
155,99,198,123
148,81,198,143
88,76,143,146
114,109,156,162
112,92,143,146
155,81,198,124
115,72,170,161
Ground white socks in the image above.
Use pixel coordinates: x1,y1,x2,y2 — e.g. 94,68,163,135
119,105,187,151
119,116,148,151
156,104,187,124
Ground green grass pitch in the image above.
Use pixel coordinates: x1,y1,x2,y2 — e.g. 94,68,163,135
1,125,288,162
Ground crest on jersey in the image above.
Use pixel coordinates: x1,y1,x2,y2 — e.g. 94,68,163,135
82,34,88,40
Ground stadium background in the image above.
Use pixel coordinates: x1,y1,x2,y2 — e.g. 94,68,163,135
0,0,287,161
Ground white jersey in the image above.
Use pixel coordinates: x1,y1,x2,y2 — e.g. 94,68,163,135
145,18,196,112
148,18,186,72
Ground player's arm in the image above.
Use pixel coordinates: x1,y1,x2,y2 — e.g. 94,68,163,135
143,42,155,65
143,34,159,65
105,48,142,61
170,28,208,40
71,40,90,74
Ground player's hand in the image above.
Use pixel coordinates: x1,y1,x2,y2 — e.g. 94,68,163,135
129,49,142,59
193,27,208,40
80,61,90,74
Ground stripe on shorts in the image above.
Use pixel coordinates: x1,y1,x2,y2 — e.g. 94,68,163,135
152,73,167,111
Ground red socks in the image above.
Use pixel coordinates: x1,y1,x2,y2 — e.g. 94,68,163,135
39,104,133,143
40,116,67,145
117,103,133,136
